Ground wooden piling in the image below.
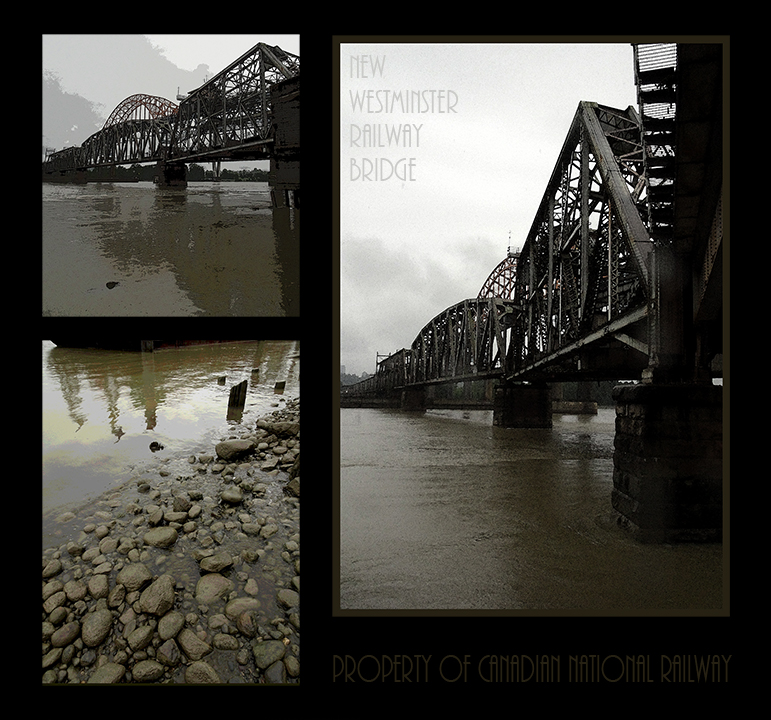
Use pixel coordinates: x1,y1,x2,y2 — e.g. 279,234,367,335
229,380,248,408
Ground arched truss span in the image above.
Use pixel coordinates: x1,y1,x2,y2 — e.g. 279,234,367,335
478,252,519,300
104,94,178,128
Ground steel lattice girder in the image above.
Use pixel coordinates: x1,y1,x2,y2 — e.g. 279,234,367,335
79,117,175,167
340,298,516,399
44,146,84,172
172,43,299,159
103,94,178,128
478,254,519,299
508,101,652,376
407,298,515,385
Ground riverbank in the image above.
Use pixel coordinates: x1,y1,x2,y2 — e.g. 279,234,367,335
42,398,300,684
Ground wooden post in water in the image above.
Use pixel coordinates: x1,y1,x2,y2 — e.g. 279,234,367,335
227,380,248,422
229,380,248,408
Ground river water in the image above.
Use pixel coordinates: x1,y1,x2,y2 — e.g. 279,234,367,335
42,182,299,316
339,407,724,613
42,340,300,541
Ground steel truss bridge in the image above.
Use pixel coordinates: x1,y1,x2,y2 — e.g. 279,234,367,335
42,42,299,180
342,43,723,403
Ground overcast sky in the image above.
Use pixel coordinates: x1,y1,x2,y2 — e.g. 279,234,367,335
43,34,299,106
339,41,640,375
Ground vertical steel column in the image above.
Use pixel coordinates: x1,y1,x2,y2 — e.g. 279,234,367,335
580,126,589,320
607,200,612,321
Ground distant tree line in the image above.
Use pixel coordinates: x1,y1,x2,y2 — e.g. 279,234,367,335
84,163,270,182
341,371,372,386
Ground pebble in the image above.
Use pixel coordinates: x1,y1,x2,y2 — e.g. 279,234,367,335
157,638,182,666
116,563,153,592
158,611,184,640
42,559,62,579
221,487,243,504
143,527,178,548
132,659,165,682
81,609,113,647
199,551,234,573
87,575,109,599
195,573,234,604
50,622,80,648
186,660,221,683
224,597,261,621
139,574,176,616
252,640,286,670
87,663,125,684
42,400,300,685
177,628,212,661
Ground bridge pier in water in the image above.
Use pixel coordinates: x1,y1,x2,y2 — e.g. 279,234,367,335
493,382,552,428
43,169,88,184
400,386,426,411
269,158,299,209
154,161,187,188
612,383,722,542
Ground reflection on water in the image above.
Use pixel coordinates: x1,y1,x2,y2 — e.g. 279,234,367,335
42,182,299,316
42,340,299,515
340,408,724,613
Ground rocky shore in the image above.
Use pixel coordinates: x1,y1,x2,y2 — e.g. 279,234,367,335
42,398,300,684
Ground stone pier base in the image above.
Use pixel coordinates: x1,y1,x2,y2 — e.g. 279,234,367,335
269,157,299,208
612,383,723,543
493,382,552,428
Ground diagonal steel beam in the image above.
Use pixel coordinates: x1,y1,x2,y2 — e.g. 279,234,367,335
579,101,652,291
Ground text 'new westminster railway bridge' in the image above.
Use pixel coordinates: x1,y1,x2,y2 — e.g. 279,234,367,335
42,42,299,206
341,43,724,543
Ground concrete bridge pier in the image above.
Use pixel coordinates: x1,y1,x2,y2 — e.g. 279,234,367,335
269,158,299,209
154,161,187,187
42,169,87,183
611,383,723,542
400,386,426,411
493,381,552,428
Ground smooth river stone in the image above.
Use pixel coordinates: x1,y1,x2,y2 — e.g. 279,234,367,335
117,563,153,592
195,573,234,604
199,551,233,573
143,527,178,548
215,439,255,461
81,609,113,647
50,621,80,648
139,574,176,616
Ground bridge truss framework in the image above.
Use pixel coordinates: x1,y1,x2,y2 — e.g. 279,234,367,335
344,100,659,401
42,43,299,174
